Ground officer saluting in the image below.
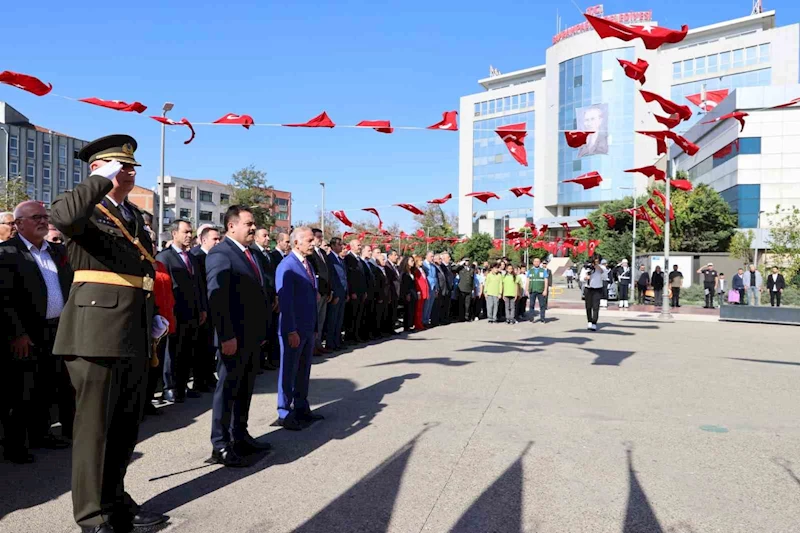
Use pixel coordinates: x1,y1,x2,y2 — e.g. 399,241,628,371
51,135,169,533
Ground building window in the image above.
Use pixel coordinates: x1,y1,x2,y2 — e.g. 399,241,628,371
572,159,582,171
488,100,495,114
9,160,18,176
26,163,35,183
275,197,289,207
219,212,225,225
683,59,694,77
708,54,718,74
759,43,770,63
673,62,682,79
474,103,480,117
745,46,757,66
519,93,527,108
199,190,213,202
43,167,51,186
220,193,230,205
199,210,213,222
42,191,51,206
511,94,519,110
58,167,67,188
276,212,289,221
43,139,51,162
73,168,81,185
695,56,706,76
26,137,35,159
480,101,487,115
573,75,583,88
733,48,744,68
26,184,35,198
179,187,192,200
720,51,730,72
496,98,504,113
59,144,67,164
9,135,18,157
179,208,191,219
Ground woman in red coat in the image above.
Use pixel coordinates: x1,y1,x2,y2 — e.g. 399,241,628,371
413,255,429,331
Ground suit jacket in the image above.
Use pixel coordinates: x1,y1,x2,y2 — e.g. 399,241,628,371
250,244,277,304
369,261,389,302
269,249,286,266
0,236,73,347
155,246,207,323
308,247,331,297
50,174,156,358
344,252,367,296
577,132,609,157
440,262,454,296
434,263,447,296
361,257,375,301
767,273,786,291
206,237,269,347
384,260,400,300
276,252,317,336
326,251,347,299
423,260,438,293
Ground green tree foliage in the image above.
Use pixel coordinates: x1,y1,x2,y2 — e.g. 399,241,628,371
454,233,493,263
407,204,458,256
728,229,755,267
229,165,275,230
0,177,30,212
766,205,800,280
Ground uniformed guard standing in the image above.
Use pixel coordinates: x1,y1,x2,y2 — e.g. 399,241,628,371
51,135,169,533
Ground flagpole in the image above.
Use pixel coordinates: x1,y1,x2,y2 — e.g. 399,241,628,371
660,157,675,320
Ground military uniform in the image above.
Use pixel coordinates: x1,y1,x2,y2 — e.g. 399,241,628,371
50,135,167,532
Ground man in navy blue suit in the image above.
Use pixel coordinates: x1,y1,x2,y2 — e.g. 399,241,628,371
274,226,321,431
206,206,272,467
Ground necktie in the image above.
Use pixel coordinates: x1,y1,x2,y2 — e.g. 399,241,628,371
244,248,263,284
180,250,193,274
303,258,315,283
119,202,134,222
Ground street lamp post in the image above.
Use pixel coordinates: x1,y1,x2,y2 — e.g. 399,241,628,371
158,102,174,246
502,214,510,257
754,210,765,267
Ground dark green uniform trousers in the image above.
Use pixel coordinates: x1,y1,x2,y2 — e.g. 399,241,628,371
66,355,149,527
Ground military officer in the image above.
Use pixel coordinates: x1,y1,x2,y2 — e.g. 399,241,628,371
51,135,169,533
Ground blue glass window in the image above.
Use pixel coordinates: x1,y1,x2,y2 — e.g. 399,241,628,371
745,46,757,66
759,43,770,63
721,185,760,228
708,54,718,74
683,59,694,77
720,51,730,72
733,49,744,68
673,62,682,79
696,56,706,76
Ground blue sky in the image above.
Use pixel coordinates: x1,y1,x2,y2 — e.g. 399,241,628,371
4,0,798,229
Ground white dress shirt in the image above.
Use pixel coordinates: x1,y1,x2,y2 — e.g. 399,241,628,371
19,234,65,319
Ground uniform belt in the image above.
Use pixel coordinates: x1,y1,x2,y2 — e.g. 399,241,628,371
73,270,154,292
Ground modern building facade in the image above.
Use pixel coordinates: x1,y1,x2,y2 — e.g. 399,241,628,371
1,101,89,208
458,8,800,237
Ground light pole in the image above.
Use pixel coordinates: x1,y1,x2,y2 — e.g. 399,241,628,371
502,214,510,257
158,102,174,246
320,182,325,236
754,210,765,267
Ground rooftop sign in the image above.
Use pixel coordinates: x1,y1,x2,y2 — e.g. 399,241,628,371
553,10,653,44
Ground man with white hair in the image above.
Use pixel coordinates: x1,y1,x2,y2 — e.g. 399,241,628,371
0,211,15,242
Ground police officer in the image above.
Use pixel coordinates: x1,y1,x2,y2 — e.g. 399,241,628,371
51,135,169,533
697,262,719,308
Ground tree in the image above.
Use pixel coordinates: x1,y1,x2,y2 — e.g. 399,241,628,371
229,165,274,230
728,229,755,267
411,204,459,256
0,177,29,212
454,233,493,263
294,210,342,242
766,205,800,280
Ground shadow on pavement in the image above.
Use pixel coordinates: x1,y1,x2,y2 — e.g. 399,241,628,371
457,336,593,355
773,458,800,488
623,446,664,533
365,357,473,368
585,348,636,367
142,373,421,516
726,357,800,367
566,328,635,337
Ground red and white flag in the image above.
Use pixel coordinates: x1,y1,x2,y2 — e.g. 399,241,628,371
509,186,534,198
80,97,147,113
670,179,693,191
283,111,335,128
640,90,692,121
577,218,595,230
395,203,425,215
0,70,52,96
702,111,748,132
213,113,255,129
584,14,688,50
564,131,594,148
427,110,458,131
636,130,698,156
654,113,682,129
495,123,528,166
652,189,675,220
686,89,729,112
356,120,394,134
427,193,452,204
647,198,666,222
617,58,649,85
150,116,196,144
770,97,800,109
603,213,617,228
331,210,354,227
624,165,666,181
362,207,383,230
466,191,501,204
563,171,603,189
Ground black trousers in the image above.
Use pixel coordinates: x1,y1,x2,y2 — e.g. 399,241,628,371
3,359,36,453
671,287,681,307
402,297,416,330
458,291,473,321
704,282,715,307
210,342,259,451
771,291,781,306
438,293,451,324
66,355,149,528
195,320,219,384
346,296,365,341
585,287,603,324
163,321,199,395
637,286,647,304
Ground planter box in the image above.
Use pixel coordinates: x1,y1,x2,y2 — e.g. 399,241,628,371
720,305,800,326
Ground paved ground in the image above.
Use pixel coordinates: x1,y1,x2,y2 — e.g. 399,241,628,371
2,311,800,533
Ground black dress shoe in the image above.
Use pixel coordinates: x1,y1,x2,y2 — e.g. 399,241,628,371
272,416,303,431
162,389,177,403
235,436,273,455
31,434,71,449
81,524,116,533
185,389,202,399
131,510,168,527
296,411,325,423
210,447,249,467
4,449,35,464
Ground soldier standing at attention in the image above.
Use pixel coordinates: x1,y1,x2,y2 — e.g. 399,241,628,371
50,135,169,533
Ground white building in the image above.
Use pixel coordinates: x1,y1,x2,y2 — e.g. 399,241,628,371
160,175,232,232
458,8,800,237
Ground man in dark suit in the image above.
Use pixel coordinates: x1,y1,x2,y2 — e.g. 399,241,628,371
383,249,401,334
324,237,347,351
360,244,377,339
0,200,74,463
344,238,367,343
307,228,331,355
251,228,278,370
270,232,290,266
267,231,290,365
206,206,272,467
451,257,475,322
51,135,167,532
190,225,221,391
155,219,207,403
369,248,390,336
439,252,455,324
275,226,321,430
767,266,786,307
431,253,448,326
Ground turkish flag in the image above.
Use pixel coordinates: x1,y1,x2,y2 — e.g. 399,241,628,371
399,231,408,240
150,116,196,144
362,207,383,230
618,58,648,84
686,89,729,111
509,186,534,197
560,222,572,237
332,210,354,227
283,111,335,128
564,131,594,148
771,97,800,109
466,191,500,203
563,171,603,189
651,189,675,220
625,165,666,181
428,193,452,204
654,113,682,129
584,14,688,49
647,198,666,222
357,120,393,134
714,139,739,159
538,224,549,235
577,218,595,230
213,113,255,129
427,110,459,131
603,213,617,228
575,241,588,255
395,203,425,215
342,231,355,240
665,131,699,156
640,90,692,121
671,179,693,191
0,70,52,96
495,123,528,166
647,217,663,236
702,111,748,132
588,240,599,256
415,229,425,239
80,97,147,113
637,130,668,155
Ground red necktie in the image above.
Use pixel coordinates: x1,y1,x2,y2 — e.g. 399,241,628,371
244,248,263,284
180,250,193,275
303,258,315,283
